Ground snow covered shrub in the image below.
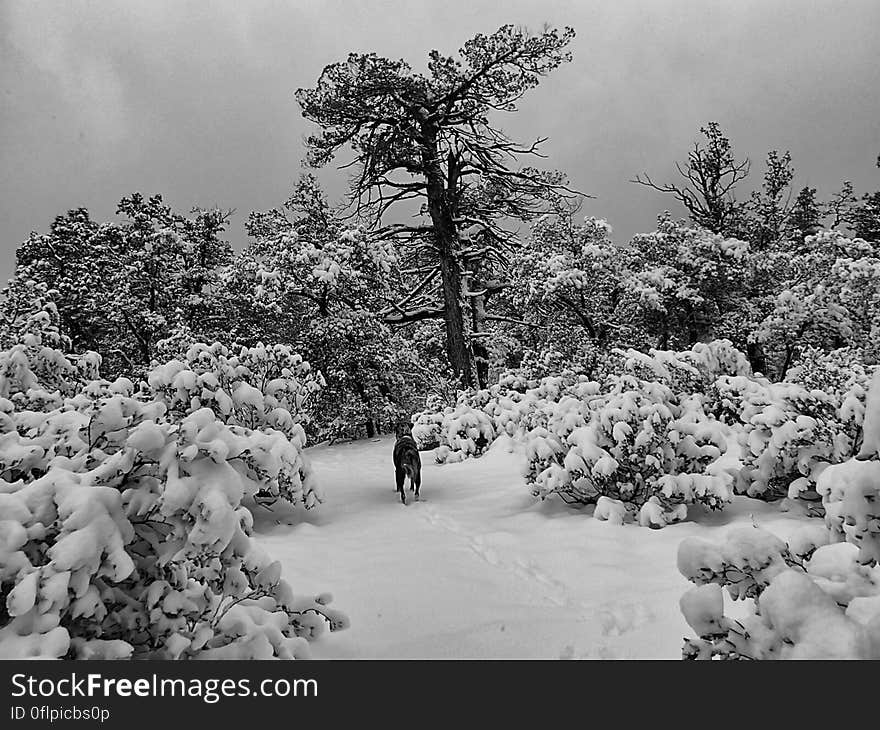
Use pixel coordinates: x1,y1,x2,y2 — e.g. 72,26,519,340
433,403,496,464
708,374,771,427
148,341,323,434
677,524,880,659
613,341,763,437
411,365,594,464
0,307,347,659
519,383,601,489
410,394,447,450
787,346,872,399
418,338,865,523
508,372,595,437
736,381,853,504
518,342,748,519
526,373,737,521
412,391,497,464
691,346,872,506
676,368,880,659
146,341,324,507
730,347,872,505
822,368,880,566
419,341,751,519
620,339,752,397
483,373,535,438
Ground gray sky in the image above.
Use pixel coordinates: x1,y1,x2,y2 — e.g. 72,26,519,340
2,0,879,283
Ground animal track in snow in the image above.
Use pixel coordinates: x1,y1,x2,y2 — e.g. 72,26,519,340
420,506,571,607
596,602,653,636
469,535,500,566
419,506,654,636
510,557,569,606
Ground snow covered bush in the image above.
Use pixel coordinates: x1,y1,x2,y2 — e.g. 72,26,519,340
410,394,446,450
736,380,853,504
506,371,596,437
146,341,324,508
612,341,873,513
411,365,593,464
412,394,497,463
515,343,749,520
676,368,880,659
717,347,872,506
433,404,496,464
653,343,871,507
525,373,737,521
0,295,347,659
677,524,880,659
787,346,872,445
621,339,752,396
518,382,601,488
148,341,323,434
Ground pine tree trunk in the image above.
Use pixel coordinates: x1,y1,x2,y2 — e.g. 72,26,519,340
746,341,767,376
420,123,473,388
471,286,489,389
438,246,472,387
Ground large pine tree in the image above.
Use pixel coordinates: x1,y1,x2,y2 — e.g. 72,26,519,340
296,25,580,387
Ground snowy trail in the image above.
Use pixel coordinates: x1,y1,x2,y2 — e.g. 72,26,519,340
254,436,811,659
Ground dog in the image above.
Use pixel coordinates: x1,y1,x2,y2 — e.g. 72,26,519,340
392,432,422,505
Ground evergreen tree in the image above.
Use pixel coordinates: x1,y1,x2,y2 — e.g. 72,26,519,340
296,25,581,387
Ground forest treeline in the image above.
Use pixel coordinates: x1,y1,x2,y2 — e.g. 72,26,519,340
7,26,880,441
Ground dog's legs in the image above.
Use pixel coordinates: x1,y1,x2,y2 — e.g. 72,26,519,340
395,467,407,505
414,471,421,501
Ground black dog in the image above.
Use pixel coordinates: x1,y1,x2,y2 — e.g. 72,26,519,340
392,434,422,505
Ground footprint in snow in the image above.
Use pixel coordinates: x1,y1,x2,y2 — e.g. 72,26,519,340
597,602,653,636
469,537,500,566
421,508,571,606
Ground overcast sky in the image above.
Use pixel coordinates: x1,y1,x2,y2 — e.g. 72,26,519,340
2,0,879,282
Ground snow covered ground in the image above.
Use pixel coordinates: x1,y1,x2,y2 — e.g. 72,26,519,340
254,435,814,659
